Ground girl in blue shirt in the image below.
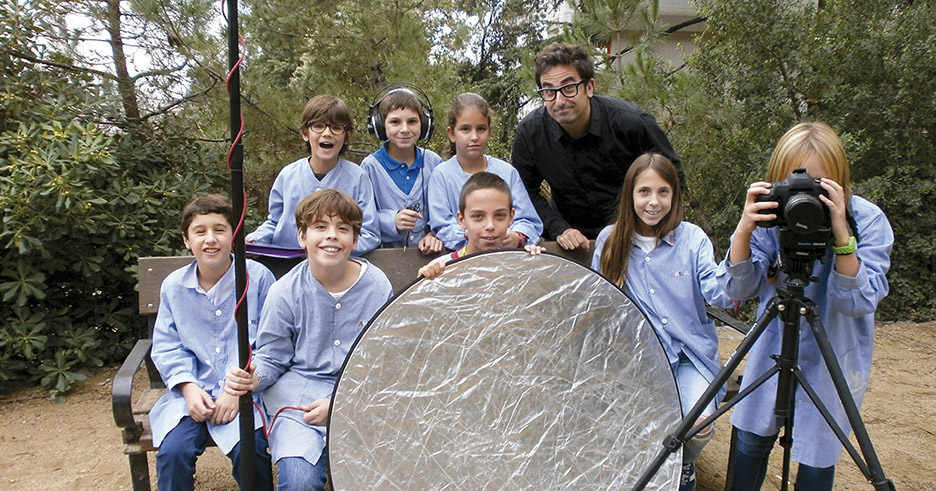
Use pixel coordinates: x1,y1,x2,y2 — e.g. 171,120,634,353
717,122,893,490
427,92,543,250
591,153,733,491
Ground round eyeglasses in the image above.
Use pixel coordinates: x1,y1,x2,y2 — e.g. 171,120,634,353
536,79,587,102
306,121,351,135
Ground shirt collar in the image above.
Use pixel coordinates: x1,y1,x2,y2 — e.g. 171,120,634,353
179,255,236,303
377,143,424,171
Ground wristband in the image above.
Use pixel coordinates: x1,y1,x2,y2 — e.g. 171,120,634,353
516,232,527,248
832,236,856,255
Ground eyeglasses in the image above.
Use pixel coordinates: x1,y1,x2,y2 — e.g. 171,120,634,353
536,79,588,102
306,121,350,135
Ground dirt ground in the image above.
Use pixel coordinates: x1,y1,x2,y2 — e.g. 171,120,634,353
0,321,933,490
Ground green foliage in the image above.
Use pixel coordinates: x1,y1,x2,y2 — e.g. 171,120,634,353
671,0,936,320
0,5,228,397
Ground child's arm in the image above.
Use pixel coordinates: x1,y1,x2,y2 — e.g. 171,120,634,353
427,171,468,250
504,167,543,245
727,181,776,265
151,285,201,397
418,256,448,280
246,177,286,244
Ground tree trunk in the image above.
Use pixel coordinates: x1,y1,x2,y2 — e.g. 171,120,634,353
105,0,141,127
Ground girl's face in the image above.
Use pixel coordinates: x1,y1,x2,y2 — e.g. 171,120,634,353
632,168,673,236
447,108,490,161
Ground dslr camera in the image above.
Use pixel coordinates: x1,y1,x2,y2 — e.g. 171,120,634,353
755,168,832,260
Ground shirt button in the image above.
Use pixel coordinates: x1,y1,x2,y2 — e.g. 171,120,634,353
215,346,221,353
215,310,222,317
661,318,668,325
333,339,341,347
644,256,651,262
335,303,341,310
649,288,656,295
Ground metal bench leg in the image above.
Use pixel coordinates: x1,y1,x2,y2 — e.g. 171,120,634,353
128,453,152,491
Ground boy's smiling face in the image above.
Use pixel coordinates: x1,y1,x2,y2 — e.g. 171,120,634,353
385,107,421,152
457,187,514,254
183,213,233,274
298,214,357,268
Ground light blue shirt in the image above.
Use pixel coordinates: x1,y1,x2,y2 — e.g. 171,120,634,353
717,195,893,468
592,221,734,401
361,146,443,248
149,258,276,454
246,157,380,255
427,155,543,250
252,258,393,464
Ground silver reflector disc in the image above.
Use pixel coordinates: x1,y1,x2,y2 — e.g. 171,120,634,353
330,251,681,489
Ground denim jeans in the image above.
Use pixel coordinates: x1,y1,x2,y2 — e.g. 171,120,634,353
729,428,835,490
155,416,273,491
674,353,716,462
276,452,328,491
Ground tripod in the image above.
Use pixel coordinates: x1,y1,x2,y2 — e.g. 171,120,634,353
632,267,895,490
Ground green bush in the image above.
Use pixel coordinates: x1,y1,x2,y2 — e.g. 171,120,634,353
0,27,228,398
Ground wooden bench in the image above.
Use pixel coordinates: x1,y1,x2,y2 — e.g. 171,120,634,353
112,243,746,490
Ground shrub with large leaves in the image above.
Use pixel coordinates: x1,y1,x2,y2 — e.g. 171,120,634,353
0,7,228,398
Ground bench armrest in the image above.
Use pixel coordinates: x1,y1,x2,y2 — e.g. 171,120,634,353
112,339,154,429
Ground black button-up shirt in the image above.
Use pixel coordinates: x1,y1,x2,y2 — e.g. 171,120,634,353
512,95,682,239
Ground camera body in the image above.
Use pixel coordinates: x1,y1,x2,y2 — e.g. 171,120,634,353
755,168,832,259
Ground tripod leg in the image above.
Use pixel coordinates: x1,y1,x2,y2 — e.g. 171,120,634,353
631,297,783,491
802,306,895,491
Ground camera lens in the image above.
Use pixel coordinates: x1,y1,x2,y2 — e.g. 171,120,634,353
784,194,827,234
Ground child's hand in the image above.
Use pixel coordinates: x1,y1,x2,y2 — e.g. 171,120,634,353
180,383,215,423
418,259,446,280
737,182,777,235
245,236,255,243
418,233,443,255
556,228,590,251
224,363,258,396
210,391,240,425
524,244,546,255
501,229,522,249
395,209,422,232
817,177,849,240
302,398,331,426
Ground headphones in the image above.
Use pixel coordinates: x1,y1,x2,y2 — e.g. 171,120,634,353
367,84,434,142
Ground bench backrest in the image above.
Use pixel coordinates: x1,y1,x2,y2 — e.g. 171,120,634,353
138,242,595,316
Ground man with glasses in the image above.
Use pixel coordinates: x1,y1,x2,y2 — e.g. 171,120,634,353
512,42,683,251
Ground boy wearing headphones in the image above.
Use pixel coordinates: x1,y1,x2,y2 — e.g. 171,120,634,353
361,86,445,254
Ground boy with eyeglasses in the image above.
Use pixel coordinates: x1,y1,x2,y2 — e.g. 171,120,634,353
511,42,683,251
247,95,380,254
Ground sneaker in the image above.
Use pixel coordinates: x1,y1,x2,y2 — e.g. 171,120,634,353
679,462,696,491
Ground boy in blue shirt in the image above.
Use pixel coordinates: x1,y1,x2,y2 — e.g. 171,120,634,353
419,172,545,279
226,189,394,490
361,86,444,253
150,194,275,491
246,95,380,255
